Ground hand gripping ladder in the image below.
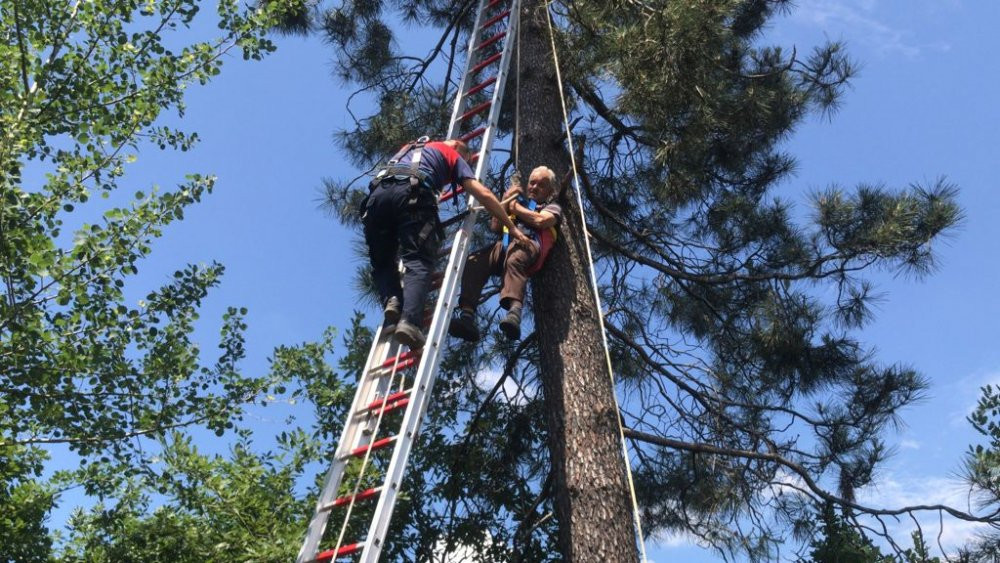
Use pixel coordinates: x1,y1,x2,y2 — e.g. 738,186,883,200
296,0,521,560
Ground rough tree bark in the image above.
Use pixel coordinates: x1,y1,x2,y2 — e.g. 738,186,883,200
517,1,640,560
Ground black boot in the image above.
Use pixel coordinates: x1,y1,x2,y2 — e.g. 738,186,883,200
499,304,522,340
394,319,426,349
383,296,401,332
448,309,481,342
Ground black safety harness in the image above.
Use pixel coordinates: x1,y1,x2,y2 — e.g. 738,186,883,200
364,136,446,247
369,135,434,195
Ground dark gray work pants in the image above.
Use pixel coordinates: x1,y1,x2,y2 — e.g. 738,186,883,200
362,180,442,326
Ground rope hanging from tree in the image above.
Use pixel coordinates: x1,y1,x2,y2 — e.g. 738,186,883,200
542,3,650,560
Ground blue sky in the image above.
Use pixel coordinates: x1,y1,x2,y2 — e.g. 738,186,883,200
42,0,1000,560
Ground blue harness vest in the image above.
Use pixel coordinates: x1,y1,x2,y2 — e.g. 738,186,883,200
502,196,539,251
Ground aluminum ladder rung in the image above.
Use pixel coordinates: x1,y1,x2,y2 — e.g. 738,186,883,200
480,9,510,30
359,397,410,417
346,436,396,459
430,271,445,290
323,487,384,512
370,355,418,373
315,542,365,562
476,31,507,52
458,127,486,143
459,100,492,122
437,244,454,258
362,390,412,413
380,351,419,369
469,52,503,75
465,76,498,98
439,185,465,203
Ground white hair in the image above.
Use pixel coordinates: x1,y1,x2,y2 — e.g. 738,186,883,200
531,166,556,186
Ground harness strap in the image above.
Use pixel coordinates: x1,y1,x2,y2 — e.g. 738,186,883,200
408,137,427,188
370,136,432,191
502,196,537,251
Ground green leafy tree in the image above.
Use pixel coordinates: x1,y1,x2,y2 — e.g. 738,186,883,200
278,0,994,559
805,503,886,563
59,431,316,563
56,320,361,562
0,443,55,562
955,384,1000,561
901,531,941,563
1,0,304,556
803,503,941,562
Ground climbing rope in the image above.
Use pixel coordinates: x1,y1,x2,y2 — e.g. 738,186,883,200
514,3,522,174
543,3,650,561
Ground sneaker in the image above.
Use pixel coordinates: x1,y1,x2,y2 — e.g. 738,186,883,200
448,310,481,342
394,319,426,349
383,296,402,326
499,306,522,340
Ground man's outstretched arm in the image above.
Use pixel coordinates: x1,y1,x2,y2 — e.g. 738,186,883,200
462,178,532,247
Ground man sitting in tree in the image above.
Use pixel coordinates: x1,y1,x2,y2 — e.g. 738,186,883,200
448,166,562,342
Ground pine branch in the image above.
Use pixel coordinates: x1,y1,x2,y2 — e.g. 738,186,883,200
623,427,1000,524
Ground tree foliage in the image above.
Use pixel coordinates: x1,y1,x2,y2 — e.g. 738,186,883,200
53,320,357,562
1,0,305,556
803,502,942,563
955,384,1000,560
805,502,886,563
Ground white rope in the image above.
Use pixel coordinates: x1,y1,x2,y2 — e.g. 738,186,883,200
514,3,522,174
542,3,649,561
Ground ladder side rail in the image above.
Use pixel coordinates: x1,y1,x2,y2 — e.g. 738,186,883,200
446,0,492,139
358,3,520,558
357,211,479,563
327,354,411,559
296,330,399,563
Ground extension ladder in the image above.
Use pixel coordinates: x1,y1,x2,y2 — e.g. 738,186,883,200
296,0,521,560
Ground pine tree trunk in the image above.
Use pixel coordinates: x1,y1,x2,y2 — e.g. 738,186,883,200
517,2,640,560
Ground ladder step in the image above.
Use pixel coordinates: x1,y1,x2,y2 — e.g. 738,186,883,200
347,436,396,458
324,487,383,511
315,542,364,562
381,351,419,369
464,76,497,97
373,356,419,373
485,0,505,12
480,9,511,30
364,389,412,412
372,397,409,416
469,52,503,75
458,127,486,143
475,30,506,52
459,100,492,122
